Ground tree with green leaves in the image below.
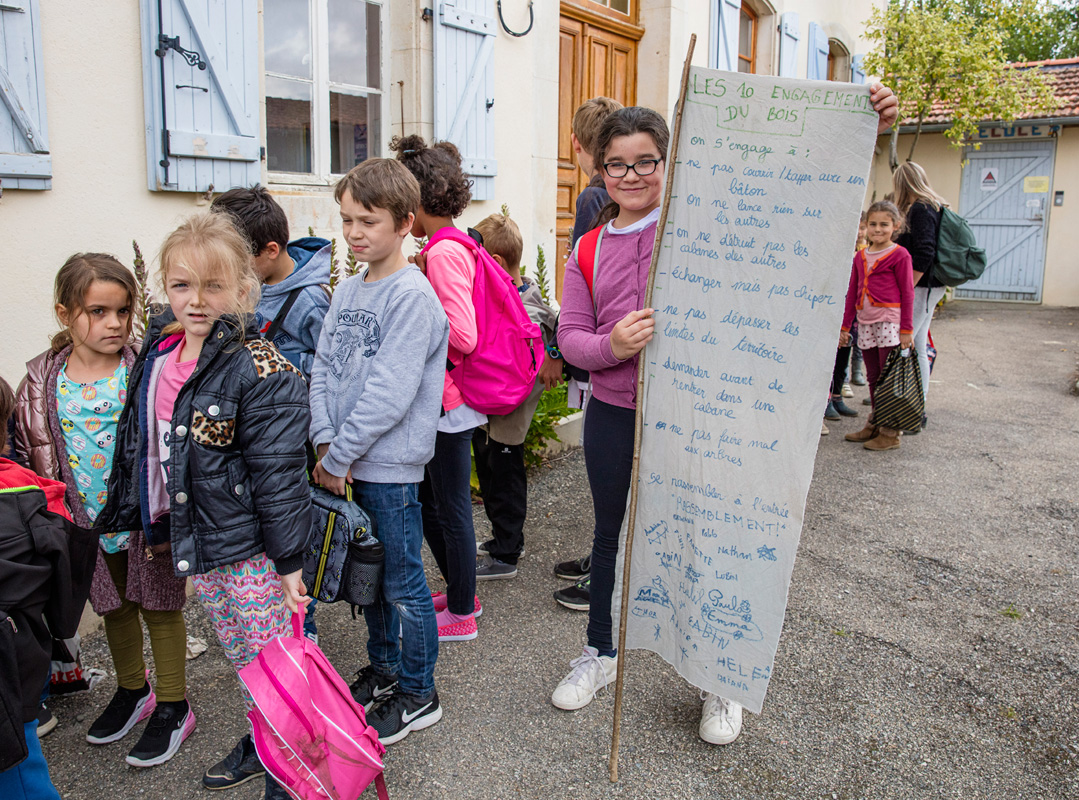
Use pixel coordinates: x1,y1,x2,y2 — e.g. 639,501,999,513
865,0,1059,169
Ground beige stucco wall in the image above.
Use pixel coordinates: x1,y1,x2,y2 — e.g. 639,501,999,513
869,129,1079,306
0,0,561,381
1041,129,1079,306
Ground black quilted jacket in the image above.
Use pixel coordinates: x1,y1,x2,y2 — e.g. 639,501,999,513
98,310,312,578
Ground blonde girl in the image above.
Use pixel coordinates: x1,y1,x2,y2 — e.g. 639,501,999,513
894,161,949,410
15,254,190,768
97,212,312,799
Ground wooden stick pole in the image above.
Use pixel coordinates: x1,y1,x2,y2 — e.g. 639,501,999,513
609,33,697,784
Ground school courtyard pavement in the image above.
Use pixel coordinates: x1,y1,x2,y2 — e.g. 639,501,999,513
43,300,1077,800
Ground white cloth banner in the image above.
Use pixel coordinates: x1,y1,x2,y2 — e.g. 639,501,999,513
615,67,877,714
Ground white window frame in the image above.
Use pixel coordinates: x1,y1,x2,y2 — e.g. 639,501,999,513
265,0,388,187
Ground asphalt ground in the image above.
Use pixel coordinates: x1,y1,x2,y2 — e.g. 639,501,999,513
42,300,1078,800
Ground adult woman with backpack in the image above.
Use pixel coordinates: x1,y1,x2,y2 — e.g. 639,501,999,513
894,162,948,418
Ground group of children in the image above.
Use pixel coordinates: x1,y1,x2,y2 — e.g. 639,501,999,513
0,84,900,796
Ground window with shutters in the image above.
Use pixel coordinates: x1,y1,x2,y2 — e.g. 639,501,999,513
264,0,384,181
737,5,757,74
0,0,51,190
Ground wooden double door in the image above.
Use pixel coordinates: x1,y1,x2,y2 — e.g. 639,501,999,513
555,3,641,299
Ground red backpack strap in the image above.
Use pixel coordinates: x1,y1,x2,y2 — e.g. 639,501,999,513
578,227,601,300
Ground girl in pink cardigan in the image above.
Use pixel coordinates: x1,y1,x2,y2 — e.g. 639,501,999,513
840,200,914,451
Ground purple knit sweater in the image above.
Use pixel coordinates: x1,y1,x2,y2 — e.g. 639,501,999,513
559,221,656,410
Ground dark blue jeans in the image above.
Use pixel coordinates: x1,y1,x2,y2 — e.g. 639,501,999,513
0,722,61,799
420,428,478,616
355,480,438,697
583,397,636,654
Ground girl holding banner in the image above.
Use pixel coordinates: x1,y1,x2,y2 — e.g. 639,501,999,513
551,86,899,747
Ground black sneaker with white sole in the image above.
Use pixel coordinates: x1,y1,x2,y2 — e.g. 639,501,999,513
554,553,590,581
86,683,155,745
368,690,442,746
202,733,264,790
125,699,195,767
553,577,590,610
349,665,399,712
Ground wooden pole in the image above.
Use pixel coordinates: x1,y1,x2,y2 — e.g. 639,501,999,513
608,33,697,784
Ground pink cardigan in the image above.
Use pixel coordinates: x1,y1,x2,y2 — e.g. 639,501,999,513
559,222,655,410
425,237,478,411
841,244,915,334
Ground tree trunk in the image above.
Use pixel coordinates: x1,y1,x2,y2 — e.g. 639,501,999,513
889,125,900,172
908,117,924,162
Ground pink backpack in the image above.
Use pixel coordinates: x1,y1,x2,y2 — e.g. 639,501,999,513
420,228,545,415
238,612,388,800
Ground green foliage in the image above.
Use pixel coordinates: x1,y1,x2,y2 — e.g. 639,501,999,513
951,0,1079,62
328,238,341,293
501,203,510,217
865,0,1059,166
531,245,552,305
308,225,315,236
131,240,151,340
1000,604,1023,619
523,384,573,468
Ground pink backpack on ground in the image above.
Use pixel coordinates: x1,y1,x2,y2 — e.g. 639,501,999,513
420,227,545,415
238,612,388,800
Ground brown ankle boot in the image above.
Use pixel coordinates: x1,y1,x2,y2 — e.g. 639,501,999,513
844,422,877,442
864,427,900,451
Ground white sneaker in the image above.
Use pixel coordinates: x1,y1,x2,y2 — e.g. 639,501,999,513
551,646,617,710
699,692,743,744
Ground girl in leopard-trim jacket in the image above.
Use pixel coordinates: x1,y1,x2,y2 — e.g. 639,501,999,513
97,212,313,800
15,253,191,769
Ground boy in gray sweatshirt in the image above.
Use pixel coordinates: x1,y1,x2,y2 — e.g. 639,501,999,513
309,159,449,747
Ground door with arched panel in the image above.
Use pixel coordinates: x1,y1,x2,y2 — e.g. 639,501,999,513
555,1,640,300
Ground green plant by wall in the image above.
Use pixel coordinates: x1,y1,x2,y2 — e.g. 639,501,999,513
131,239,152,340
532,245,551,305
523,384,573,468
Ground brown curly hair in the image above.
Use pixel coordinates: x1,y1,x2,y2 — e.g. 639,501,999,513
390,135,472,218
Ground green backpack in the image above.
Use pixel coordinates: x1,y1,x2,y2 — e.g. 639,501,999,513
932,207,988,287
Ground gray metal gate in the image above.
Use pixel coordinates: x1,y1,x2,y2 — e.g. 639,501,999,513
955,139,1055,302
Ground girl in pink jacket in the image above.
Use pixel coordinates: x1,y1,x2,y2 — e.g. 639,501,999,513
840,200,914,450
393,135,484,643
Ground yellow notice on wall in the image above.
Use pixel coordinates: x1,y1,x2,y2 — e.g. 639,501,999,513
1024,176,1050,193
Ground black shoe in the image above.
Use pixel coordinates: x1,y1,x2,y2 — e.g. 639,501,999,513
264,773,290,800
86,683,154,745
202,734,265,790
824,400,841,420
554,553,590,581
349,665,399,712
125,699,194,767
368,690,442,746
831,397,859,417
554,577,590,611
37,704,58,738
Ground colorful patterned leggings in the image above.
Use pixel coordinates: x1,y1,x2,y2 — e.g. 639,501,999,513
191,553,289,708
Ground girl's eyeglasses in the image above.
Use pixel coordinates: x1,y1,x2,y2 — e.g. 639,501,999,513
602,158,662,178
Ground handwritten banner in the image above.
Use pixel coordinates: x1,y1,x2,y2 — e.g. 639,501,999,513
615,67,877,714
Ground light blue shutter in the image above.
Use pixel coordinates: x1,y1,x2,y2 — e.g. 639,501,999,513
140,0,261,193
807,22,829,81
0,0,51,190
433,0,496,201
778,12,800,78
710,0,741,72
851,54,866,84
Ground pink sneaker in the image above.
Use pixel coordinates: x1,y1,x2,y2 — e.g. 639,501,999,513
431,591,482,619
437,613,478,642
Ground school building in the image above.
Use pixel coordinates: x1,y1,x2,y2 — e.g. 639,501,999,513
867,58,1079,306
1,0,882,379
